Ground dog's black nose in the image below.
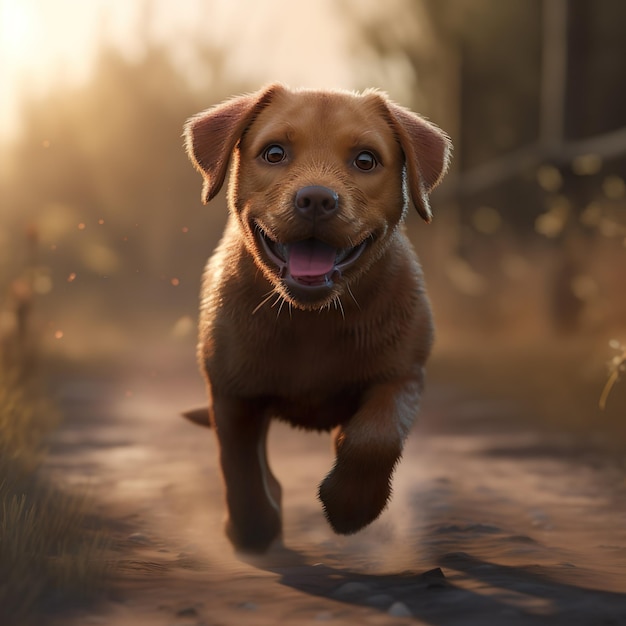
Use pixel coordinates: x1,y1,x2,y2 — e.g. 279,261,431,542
294,186,339,220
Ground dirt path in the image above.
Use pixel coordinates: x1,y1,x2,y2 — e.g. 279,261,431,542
47,351,626,625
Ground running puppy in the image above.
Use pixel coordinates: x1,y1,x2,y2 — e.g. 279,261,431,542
184,84,451,552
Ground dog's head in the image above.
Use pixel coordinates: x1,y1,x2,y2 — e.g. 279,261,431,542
185,84,451,310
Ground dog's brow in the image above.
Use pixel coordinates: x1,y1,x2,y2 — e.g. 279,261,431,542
348,130,391,159
350,130,382,146
257,123,297,143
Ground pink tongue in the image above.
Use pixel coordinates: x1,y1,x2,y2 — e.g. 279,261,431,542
288,240,337,277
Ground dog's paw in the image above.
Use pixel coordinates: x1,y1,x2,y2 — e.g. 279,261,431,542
224,510,282,554
317,464,393,535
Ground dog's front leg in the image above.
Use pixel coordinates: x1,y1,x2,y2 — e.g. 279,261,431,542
211,394,282,552
318,375,423,534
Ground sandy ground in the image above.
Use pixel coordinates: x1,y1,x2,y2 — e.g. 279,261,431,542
45,348,626,626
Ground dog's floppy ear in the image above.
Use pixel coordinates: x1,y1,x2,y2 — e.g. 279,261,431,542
184,84,284,204
382,100,452,223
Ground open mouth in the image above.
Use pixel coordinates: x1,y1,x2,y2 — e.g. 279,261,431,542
255,226,368,291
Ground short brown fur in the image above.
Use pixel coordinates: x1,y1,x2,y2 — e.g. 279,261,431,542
184,84,451,552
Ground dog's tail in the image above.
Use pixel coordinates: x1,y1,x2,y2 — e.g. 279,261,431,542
181,407,211,427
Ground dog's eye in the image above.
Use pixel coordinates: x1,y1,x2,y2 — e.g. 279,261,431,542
263,145,286,164
353,151,377,171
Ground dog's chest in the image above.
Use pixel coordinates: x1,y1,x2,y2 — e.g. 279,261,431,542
253,320,367,393
211,311,400,397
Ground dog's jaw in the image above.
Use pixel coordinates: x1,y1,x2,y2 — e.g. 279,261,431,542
253,223,370,308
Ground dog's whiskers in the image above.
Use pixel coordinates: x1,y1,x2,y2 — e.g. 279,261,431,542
276,295,286,319
335,295,346,320
252,289,277,316
346,283,361,310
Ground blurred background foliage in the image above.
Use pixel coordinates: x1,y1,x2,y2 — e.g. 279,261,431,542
1,2,624,619
0,0,625,403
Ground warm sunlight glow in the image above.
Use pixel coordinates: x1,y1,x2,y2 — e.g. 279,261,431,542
0,0,352,139
0,1,76,137
0,1,39,64
0,0,138,138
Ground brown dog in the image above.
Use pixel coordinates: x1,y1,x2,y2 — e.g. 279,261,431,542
183,84,451,552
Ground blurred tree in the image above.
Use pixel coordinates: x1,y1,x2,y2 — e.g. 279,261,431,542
565,0,626,139
1,36,244,338
7,44,202,268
